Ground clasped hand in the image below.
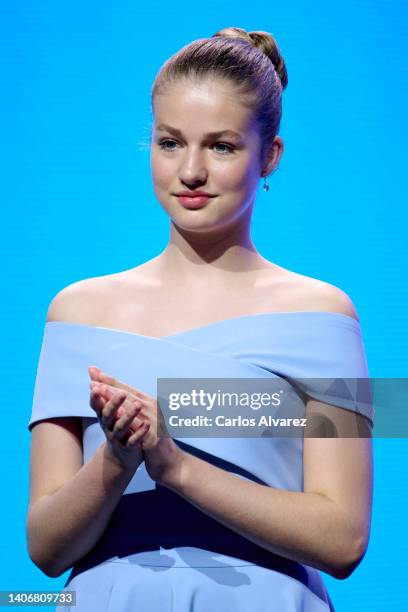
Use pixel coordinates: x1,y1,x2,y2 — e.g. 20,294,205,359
88,366,185,487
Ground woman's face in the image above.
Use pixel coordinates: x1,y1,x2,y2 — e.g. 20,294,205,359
150,78,280,235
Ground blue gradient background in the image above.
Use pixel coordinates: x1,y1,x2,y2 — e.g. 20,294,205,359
2,1,407,610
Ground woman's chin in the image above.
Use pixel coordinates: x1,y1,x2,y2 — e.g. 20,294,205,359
167,207,217,228
170,217,243,242
171,215,225,233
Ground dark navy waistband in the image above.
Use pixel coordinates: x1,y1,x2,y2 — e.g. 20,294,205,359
67,486,311,591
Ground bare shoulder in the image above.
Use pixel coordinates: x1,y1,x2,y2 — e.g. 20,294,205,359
45,262,155,325
45,274,122,324
265,264,360,322
292,272,360,322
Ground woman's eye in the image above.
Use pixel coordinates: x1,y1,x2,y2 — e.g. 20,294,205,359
213,142,235,154
158,139,235,154
159,139,178,151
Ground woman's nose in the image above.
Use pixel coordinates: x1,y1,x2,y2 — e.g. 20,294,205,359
178,149,208,183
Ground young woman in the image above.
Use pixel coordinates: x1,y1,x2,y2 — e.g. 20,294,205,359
27,27,374,611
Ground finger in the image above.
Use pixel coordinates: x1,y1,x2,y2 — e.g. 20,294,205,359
90,387,125,417
89,368,152,405
139,423,153,450
127,422,150,447
97,371,150,402
90,381,132,404
92,386,143,425
90,387,132,421
88,365,103,381
90,381,146,429
89,389,106,417
128,408,147,432
94,384,150,423
101,391,128,431
110,399,143,434
112,405,144,445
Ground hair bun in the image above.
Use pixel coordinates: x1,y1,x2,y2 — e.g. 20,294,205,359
214,26,288,90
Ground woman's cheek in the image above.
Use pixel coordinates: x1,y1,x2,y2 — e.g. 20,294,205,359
151,153,175,184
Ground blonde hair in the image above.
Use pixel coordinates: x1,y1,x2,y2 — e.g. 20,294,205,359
151,26,288,169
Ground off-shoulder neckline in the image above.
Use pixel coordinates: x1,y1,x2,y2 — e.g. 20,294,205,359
45,310,361,342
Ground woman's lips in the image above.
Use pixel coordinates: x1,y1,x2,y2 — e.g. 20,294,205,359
175,195,216,209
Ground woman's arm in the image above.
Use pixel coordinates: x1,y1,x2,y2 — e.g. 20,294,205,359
26,419,141,578
91,370,372,579
89,286,373,580
162,407,372,580
27,289,150,578
156,286,373,579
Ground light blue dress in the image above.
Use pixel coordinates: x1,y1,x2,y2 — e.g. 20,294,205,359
28,312,374,612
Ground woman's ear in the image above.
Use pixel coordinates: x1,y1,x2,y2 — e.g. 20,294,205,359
262,136,284,177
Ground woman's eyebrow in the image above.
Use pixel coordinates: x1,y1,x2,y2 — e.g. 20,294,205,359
155,123,243,140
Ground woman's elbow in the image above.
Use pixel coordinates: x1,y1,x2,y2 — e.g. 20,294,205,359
26,532,66,578
27,547,61,578
330,535,368,580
